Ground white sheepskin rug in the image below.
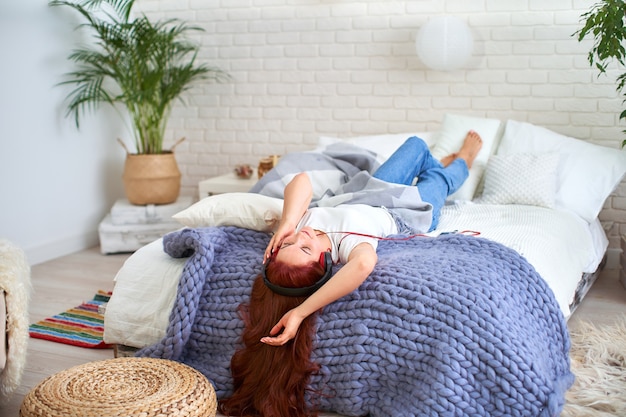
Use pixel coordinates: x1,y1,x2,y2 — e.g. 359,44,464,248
0,239,31,405
562,316,626,417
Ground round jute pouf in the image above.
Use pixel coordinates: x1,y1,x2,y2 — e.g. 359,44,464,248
19,357,217,417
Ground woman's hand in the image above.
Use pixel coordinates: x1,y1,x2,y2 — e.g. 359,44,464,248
264,221,296,261
260,307,306,346
261,244,377,347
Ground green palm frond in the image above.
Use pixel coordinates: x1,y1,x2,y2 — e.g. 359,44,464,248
575,0,626,147
49,0,229,154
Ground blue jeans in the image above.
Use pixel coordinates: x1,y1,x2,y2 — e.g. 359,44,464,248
373,136,468,230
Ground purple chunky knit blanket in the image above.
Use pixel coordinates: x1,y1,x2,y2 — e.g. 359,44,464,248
138,226,573,417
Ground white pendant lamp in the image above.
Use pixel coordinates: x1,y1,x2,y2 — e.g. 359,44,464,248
416,16,474,71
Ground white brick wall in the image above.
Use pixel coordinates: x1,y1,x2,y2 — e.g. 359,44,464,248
138,0,626,255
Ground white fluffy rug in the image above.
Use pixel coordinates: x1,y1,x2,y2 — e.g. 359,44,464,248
562,317,626,417
0,239,31,405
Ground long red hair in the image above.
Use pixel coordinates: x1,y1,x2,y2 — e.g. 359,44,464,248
219,258,326,417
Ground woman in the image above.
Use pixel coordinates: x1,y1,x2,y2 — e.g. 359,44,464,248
219,132,482,417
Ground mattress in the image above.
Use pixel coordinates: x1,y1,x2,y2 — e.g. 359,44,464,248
103,202,607,349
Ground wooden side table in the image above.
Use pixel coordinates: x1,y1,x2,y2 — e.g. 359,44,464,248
198,172,257,199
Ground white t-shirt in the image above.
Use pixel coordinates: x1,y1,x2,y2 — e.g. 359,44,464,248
296,204,397,264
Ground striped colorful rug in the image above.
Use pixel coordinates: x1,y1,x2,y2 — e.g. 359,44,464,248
29,290,112,349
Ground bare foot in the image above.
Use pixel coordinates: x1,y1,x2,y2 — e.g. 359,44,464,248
456,130,483,168
441,130,483,168
440,153,457,167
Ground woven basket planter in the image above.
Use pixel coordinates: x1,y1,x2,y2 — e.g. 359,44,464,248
123,152,181,205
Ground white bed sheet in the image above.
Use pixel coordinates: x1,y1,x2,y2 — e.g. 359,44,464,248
104,203,607,348
104,238,186,348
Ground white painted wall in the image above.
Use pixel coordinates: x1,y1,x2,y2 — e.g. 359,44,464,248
0,1,126,265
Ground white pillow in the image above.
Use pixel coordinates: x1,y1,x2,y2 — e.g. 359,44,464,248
172,193,283,232
317,132,435,163
497,120,626,222
478,153,560,208
430,113,504,201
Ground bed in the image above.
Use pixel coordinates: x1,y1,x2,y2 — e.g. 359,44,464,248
103,114,626,416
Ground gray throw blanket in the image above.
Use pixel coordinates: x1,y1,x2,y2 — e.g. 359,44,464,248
250,142,434,233
138,226,574,417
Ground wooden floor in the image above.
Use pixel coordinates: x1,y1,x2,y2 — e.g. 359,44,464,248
2,246,626,416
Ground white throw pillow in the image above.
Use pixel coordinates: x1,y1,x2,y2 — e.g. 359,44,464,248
478,153,560,208
172,193,283,232
497,120,626,222
430,113,504,201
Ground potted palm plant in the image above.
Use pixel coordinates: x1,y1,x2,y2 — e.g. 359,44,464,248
50,0,228,204
575,0,626,147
